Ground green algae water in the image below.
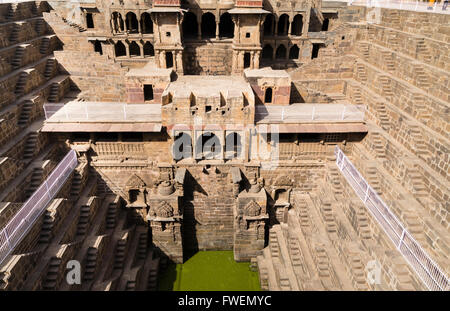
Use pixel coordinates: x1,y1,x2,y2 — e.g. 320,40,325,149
158,251,261,291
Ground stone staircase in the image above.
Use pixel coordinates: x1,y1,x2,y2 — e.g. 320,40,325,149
412,94,431,123
379,75,394,99
364,166,382,195
47,83,59,102
6,3,18,21
9,23,20,43
113,239,127,270
11,46,25,69
370,132,386,160
312,245,336,289
14,71,27,96
413,65,430,89
25,167,43,198
138,232,147,260
146,257,160,291
18,101,33,126
356,63,367,82
83,247,97,281
42,257,61,290
40,36,50,54
105,202,117,229
23,132,38,160
43,57,55,79
356,42,369,61
35,18,45,35
38,209,54,244
409,126,432,162
381,50,395,72
76,204,90,236
70,172,82,198
294,196,310,229
352,87,364,105
416,38,432,63
375,102,390,130
61,17,87,32
387,31,399,51
407,166,428,197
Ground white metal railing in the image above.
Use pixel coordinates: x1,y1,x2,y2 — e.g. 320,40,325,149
0,150,78,266
334,146,449,291
44,102,162,122
326,0,450,14
256,104,366,123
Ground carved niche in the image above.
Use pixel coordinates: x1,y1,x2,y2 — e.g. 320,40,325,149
244,200,261,217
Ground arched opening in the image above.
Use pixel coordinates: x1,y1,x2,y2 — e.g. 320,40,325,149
289,45,299,59
244,52,251,69
173,132,192,160
276,44,287,59
292,14,303,36
125,12,138,33
263,14,275,36
322,18,330,31
225,132,242,159
112,12,124,32
262,44,273,60
166,52,174,68
94,40,102,55
143,41,154,57
201,13,216,39
219,13,234,38
277,14,289,36
141,12,153,34
114,41,126,57
182,12,198,39
129,189,140,204
264,87,273,103
129,41,140,57
198,132,221,159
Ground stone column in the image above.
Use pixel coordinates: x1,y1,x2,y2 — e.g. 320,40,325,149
139,41,144,58
274,18,278,36
215,17,219,39
254,51,260,69
125,41,130,57
197,15,202,40
288,16,292,35
176,51,183,74
251,51,255,69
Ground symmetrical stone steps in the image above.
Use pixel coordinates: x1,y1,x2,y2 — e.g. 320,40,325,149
43,57,55,79
408,125,432,162
356,63,367,82
113,238,127,270
105,201,117,229
22,132,38,160
14,70,27,95
47,82,59,102
146,256,159,291
364,166,382,195
61,17,87,32
39,36,49,54
34,18,44,35
411,94,431,123
370,132,386,159
24,167,43,199
356,42,369,61
42,257,61,290
413,65,430,89
137,232,147,260
76,204,91,236
415,38,432,63
83,247,98,281
38,209,54,244
378,75,394,98
70,172,82,198
18,100,33,126
375,102,390,131
11,46,25,69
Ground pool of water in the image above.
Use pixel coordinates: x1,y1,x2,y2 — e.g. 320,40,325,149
158,251,261,291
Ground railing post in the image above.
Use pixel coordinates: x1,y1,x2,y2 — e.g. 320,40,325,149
364,183,370,202
4,230,12,251
398,229,406,250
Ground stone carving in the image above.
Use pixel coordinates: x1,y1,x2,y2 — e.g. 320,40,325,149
274,175,294,187
151,201,174,218
244,200,261,217
125,174,146,188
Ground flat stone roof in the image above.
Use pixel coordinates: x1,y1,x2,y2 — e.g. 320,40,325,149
42,101,162,132
163,75,253,99
126,62,173,78
244,68,291,79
